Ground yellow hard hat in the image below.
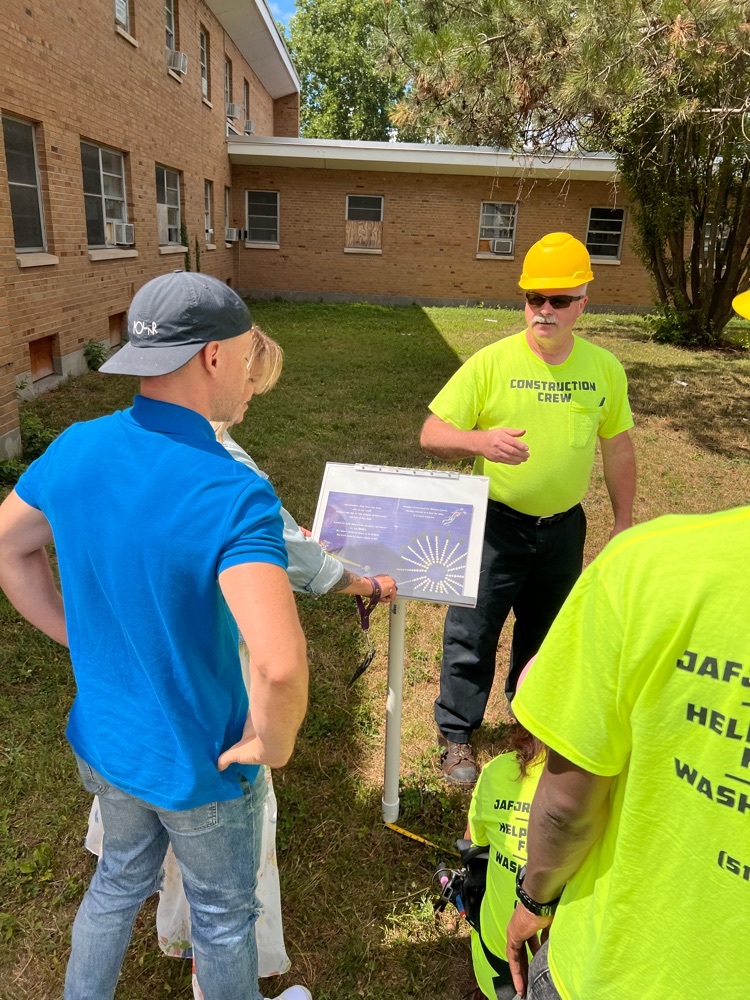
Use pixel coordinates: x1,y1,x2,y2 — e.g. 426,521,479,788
519,232,595,290
733,289,750,319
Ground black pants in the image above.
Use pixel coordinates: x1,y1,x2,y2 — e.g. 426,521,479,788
434,500,586,743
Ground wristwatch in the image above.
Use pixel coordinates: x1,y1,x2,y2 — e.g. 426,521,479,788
515,865,563,917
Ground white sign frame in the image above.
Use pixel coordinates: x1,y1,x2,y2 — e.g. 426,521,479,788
311,463,489,607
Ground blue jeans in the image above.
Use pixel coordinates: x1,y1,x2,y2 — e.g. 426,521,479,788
64,755,266,1000
525,941,561,1000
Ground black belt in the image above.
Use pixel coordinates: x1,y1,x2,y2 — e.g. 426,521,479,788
488,499,580,527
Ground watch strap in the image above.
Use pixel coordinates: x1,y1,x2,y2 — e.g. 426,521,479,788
515,865,562,917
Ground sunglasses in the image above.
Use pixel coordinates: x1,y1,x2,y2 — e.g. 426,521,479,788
525,292,585,309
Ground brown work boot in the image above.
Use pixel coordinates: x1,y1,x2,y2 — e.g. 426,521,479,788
437,734,477,787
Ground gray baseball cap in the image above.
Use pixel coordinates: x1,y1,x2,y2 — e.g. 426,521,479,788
100,271,253,376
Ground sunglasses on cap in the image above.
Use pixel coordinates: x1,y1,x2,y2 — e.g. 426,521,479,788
525,292,585,309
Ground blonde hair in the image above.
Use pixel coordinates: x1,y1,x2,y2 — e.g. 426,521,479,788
247,325,283,394
212,325,283,439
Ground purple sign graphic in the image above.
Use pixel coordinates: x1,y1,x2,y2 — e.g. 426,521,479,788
319,492,473,600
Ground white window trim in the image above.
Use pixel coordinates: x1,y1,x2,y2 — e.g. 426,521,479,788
17,252,58,267
82,141,128,249
165,0,175,51
224,58,233,108
345,194,384,223
156,165,181,246
115,24,138,47
3,115,47,253
476,201,517,256
88,248,138,261
224,186,231,244
204,179,213,245
200,29,209,99
246,190,279,245
114,0,130,33
586,206,625,263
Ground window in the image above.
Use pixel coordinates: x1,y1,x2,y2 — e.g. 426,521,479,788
199,29,210,98
477,202,517,255
246,191,279,244
345,195,383,250
225,57,233,109
156,165,181,245
224,185,231,236
114,0,130,33
81,141,127,247
204,180,213,243
703,215,730,257
586,207,625,261
243,79,250,124
2,116,45,251
165,0,176,50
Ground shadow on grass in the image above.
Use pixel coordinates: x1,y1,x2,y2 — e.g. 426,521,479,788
624,358,750,459
5,302,470,998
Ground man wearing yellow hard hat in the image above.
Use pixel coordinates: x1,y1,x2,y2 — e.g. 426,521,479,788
421,232,636,786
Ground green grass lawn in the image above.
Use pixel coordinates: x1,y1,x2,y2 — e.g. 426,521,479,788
1,302,749,1000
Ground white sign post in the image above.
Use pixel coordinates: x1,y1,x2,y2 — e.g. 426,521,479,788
312,463,488,822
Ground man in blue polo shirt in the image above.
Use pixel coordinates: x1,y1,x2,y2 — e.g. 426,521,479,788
0,273,311,1000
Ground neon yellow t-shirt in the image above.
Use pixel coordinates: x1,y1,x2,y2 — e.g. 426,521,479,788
428,331,633,516
514,506,750,1000
468,752,543,999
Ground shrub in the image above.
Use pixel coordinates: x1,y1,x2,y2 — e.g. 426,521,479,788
83,339,109,371
0,459,28,485
20,412,58,460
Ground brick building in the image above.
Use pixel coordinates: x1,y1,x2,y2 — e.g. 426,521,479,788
0,0,653,459
229,137,648,309
0,0,300,458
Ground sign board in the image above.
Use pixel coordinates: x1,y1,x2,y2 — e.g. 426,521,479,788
311,463,489,606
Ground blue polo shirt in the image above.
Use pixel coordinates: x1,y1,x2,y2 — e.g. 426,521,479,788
15,396,288,809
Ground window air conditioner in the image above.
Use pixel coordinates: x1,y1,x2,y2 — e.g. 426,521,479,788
225,228,240,242
167,50,189,74
226,103,241,120
491,238,513,255
113,223,135,246
244,120,256,135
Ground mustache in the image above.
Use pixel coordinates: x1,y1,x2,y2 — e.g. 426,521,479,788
533,316,558,326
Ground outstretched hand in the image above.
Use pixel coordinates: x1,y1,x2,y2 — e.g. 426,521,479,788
483,428,530,465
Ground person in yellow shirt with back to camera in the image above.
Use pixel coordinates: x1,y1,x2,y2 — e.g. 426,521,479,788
421,232,636,786
502,287,750,1000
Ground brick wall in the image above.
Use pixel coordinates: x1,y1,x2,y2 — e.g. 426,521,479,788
0,0,290,454
232,166,655,309
273,93,300,138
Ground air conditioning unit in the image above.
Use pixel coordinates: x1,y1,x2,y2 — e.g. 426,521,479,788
244,119,256,135
225,228,240,242
226,103,241,120
166,49,188,74
491,238,513,255
205,228,214,242
113,223,135,246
